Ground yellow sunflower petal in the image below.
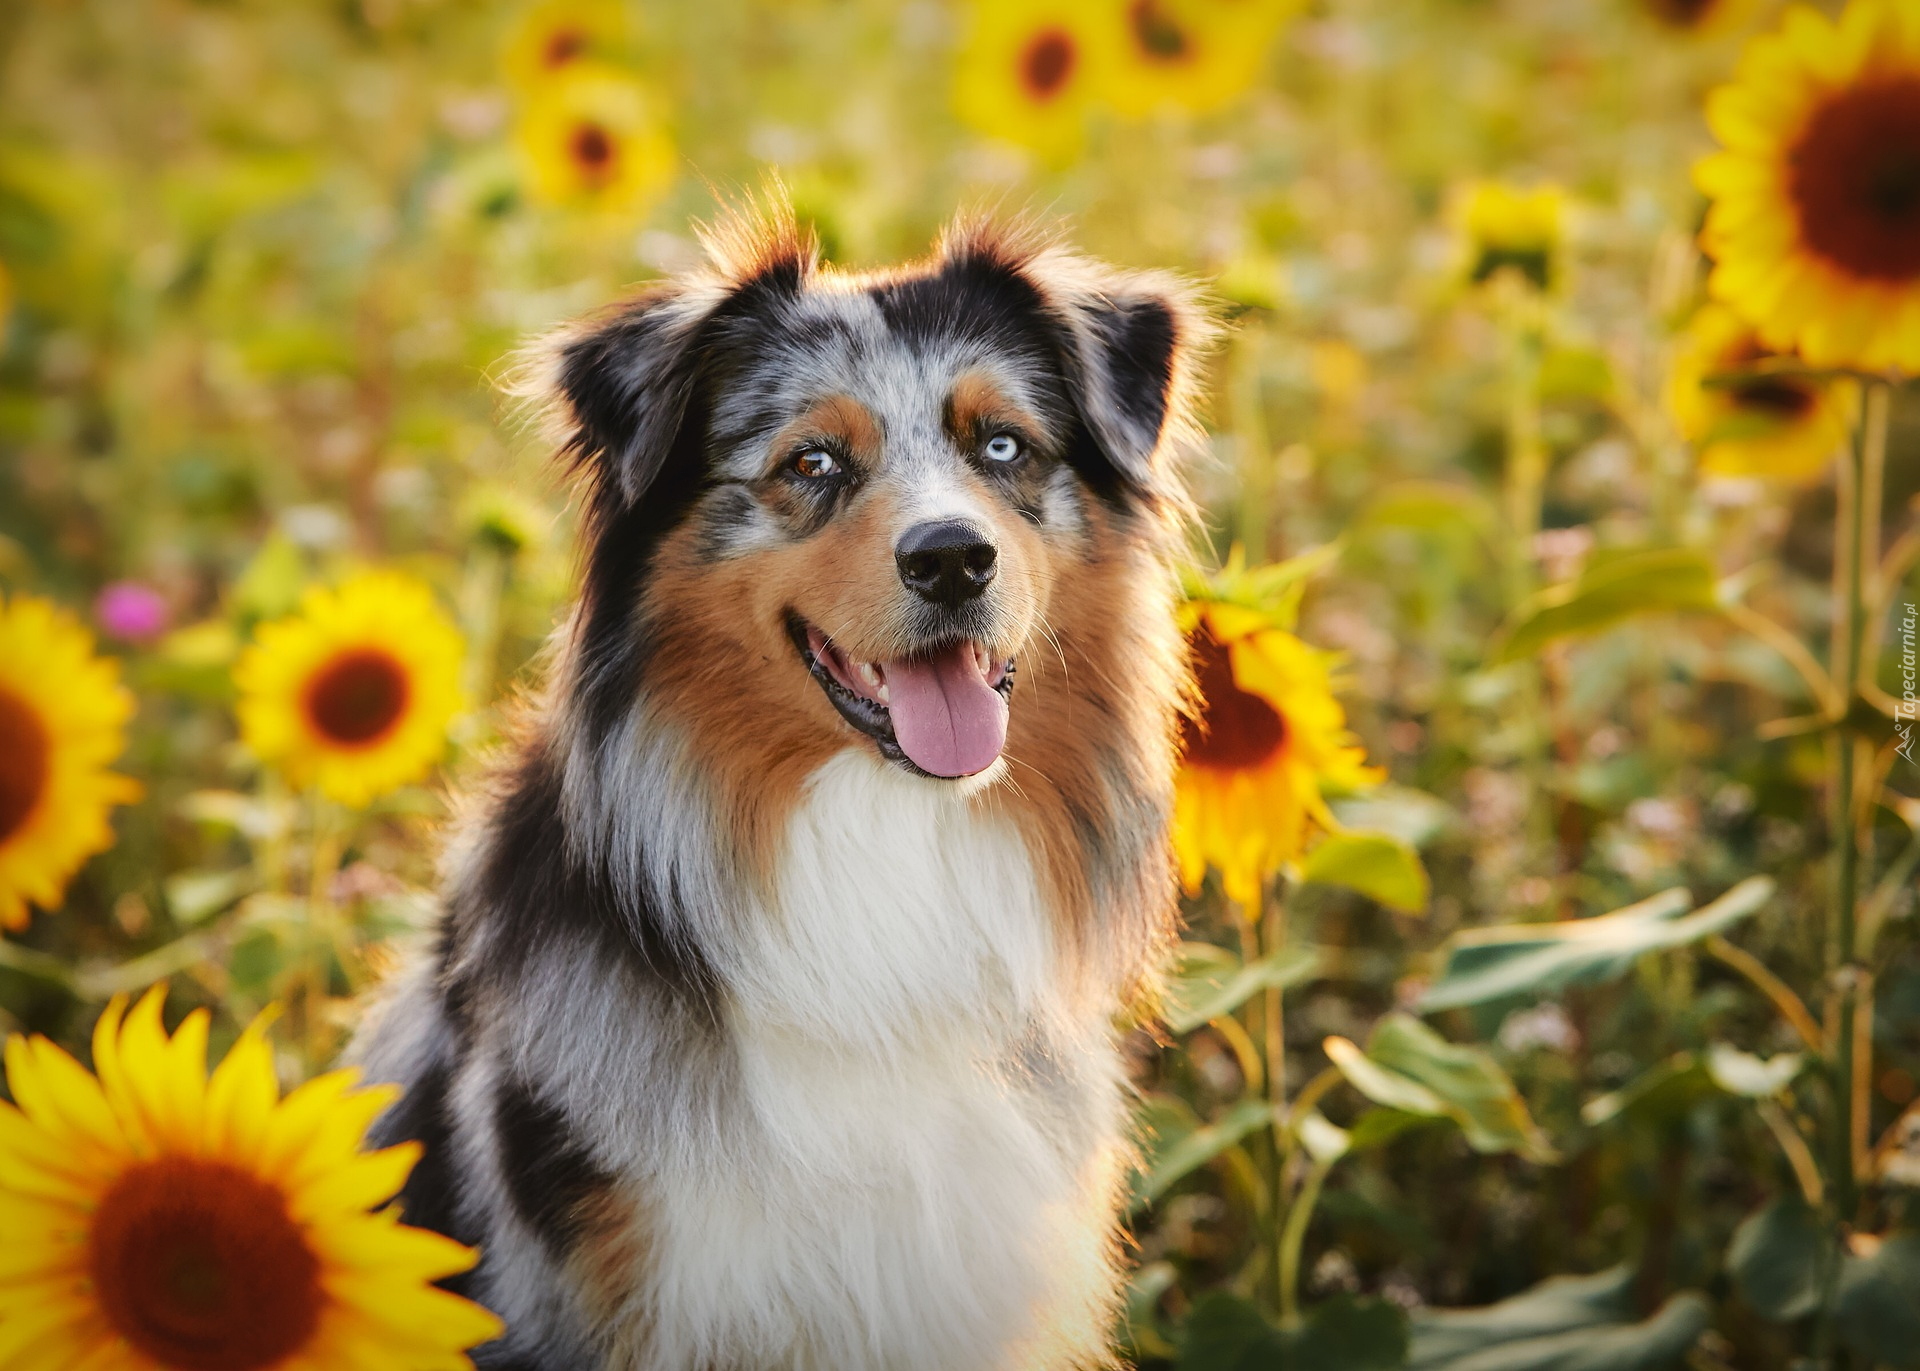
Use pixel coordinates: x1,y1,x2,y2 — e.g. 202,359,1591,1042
1696,0,1920,371
0,594,138,934
0,987,501,1369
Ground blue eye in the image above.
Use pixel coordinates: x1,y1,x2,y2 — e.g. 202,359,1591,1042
983,434,1022,463
793,449,840,478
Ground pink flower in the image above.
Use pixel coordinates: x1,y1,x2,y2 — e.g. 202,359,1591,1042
94,581,170,643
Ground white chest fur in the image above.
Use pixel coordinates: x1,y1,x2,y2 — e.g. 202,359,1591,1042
629,752,1128,1371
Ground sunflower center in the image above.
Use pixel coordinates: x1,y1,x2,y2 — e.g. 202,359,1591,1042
543,26,587,68
90,1157,323,1371
1789,77,1920,283
1646,0,1719,26
1019,28,1077,102
1181,629,1287,769
1129,0,1192,61
571,122,616,179
0,686,50,842
1731,376,1817,419
305,649,411,746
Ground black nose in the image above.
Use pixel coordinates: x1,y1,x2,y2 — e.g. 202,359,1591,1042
895,520,998,607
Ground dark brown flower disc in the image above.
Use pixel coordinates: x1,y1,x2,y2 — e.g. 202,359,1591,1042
90,1157,323,1371
0,687,50,842
303,648,411,746
1790,78,1920,283
1181,628,1287,769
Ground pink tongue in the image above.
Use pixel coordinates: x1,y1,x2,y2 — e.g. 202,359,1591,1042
884,643,1008,778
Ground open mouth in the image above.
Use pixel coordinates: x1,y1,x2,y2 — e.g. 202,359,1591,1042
786,614,1015,779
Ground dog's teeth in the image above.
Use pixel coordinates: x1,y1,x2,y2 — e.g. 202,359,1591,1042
856,662,882,690
876,682,890,704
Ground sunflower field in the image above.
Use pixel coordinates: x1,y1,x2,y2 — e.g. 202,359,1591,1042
2,0,1919,1367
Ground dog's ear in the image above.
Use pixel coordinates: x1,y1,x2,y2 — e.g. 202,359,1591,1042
1055,290,1183,489
531,215,813,509
547,284,719,509
1031,258,1210,501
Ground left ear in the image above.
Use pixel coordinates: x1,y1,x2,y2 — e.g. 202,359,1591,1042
1039,262,1210,498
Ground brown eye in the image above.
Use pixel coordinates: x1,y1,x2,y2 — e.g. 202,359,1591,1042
793,448,841,478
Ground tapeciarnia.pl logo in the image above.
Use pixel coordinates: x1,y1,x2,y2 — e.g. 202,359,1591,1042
1899,602,1917,766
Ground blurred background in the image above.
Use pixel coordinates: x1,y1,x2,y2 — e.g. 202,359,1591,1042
2,1,1918,1367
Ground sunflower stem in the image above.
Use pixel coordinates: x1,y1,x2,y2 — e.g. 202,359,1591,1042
1259,887,1290,1318
1277,1157,1330,1330
304,795,345,1072
1818,379,1887,1368
1500,286,1546,611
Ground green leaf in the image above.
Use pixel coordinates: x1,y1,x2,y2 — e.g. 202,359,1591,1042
161,868,255,926
1836,1233,1920,1368
1131,1095,1274,1210
1296,1110,1353,1165
1327,1034,1449,1114
1122,1260,1180,1360
1164,941,1324,1034
1704,1043,1804,1098
1358,480,1497,539
1180,542,1341,628
1418,878,1774,1012
1407,1266,1711,1370
231,531,309,623
1490,547,1721,664
1346,1107,1444,1153
1179,1292,1408,1371
1728,1197,1830,1322
1580,1053,1714,1128
1300,831,1431,914
1330,785,1460,850
1538,346,1615,402
1364,1014,1557,1163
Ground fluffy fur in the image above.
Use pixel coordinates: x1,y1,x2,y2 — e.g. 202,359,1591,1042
351,204,1210,1371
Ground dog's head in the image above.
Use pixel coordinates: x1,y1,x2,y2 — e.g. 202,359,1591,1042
530,208,1204,819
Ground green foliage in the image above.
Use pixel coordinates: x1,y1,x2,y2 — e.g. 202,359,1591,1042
1298,831,1430,914
1418,878,1775,1012
1406,1268,1710,1370
1835,1234,1920,1369
1327,1014,1555,1163
1491,549,1721,664
1728,1198,1829,1323
1165,940,1325,1035
1180,1292,1409,1371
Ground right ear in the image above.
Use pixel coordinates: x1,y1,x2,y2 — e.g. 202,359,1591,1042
542,281,729,509
532,211,814,510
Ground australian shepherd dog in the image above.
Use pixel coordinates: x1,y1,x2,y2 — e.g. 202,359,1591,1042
352,205,1209,1371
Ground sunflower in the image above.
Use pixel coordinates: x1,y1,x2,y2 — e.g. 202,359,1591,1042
1641,0,1752,35
0,987,503,1369
1107,0,1293,119
502,0,630,93
1696,0,1920,372
1455,181,1567,292
1173,597,1382,907
953,0,1117,159
235,571,465,809
513,66,675,213
1668,303,1857,481
0,594,139,933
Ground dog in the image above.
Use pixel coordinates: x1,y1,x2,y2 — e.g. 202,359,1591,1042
352,204,1208,1371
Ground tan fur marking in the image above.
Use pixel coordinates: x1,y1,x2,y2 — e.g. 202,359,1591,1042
571,1187,651,1335
944,371,1043,450
988,499,1186,1002
770,393,884,470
